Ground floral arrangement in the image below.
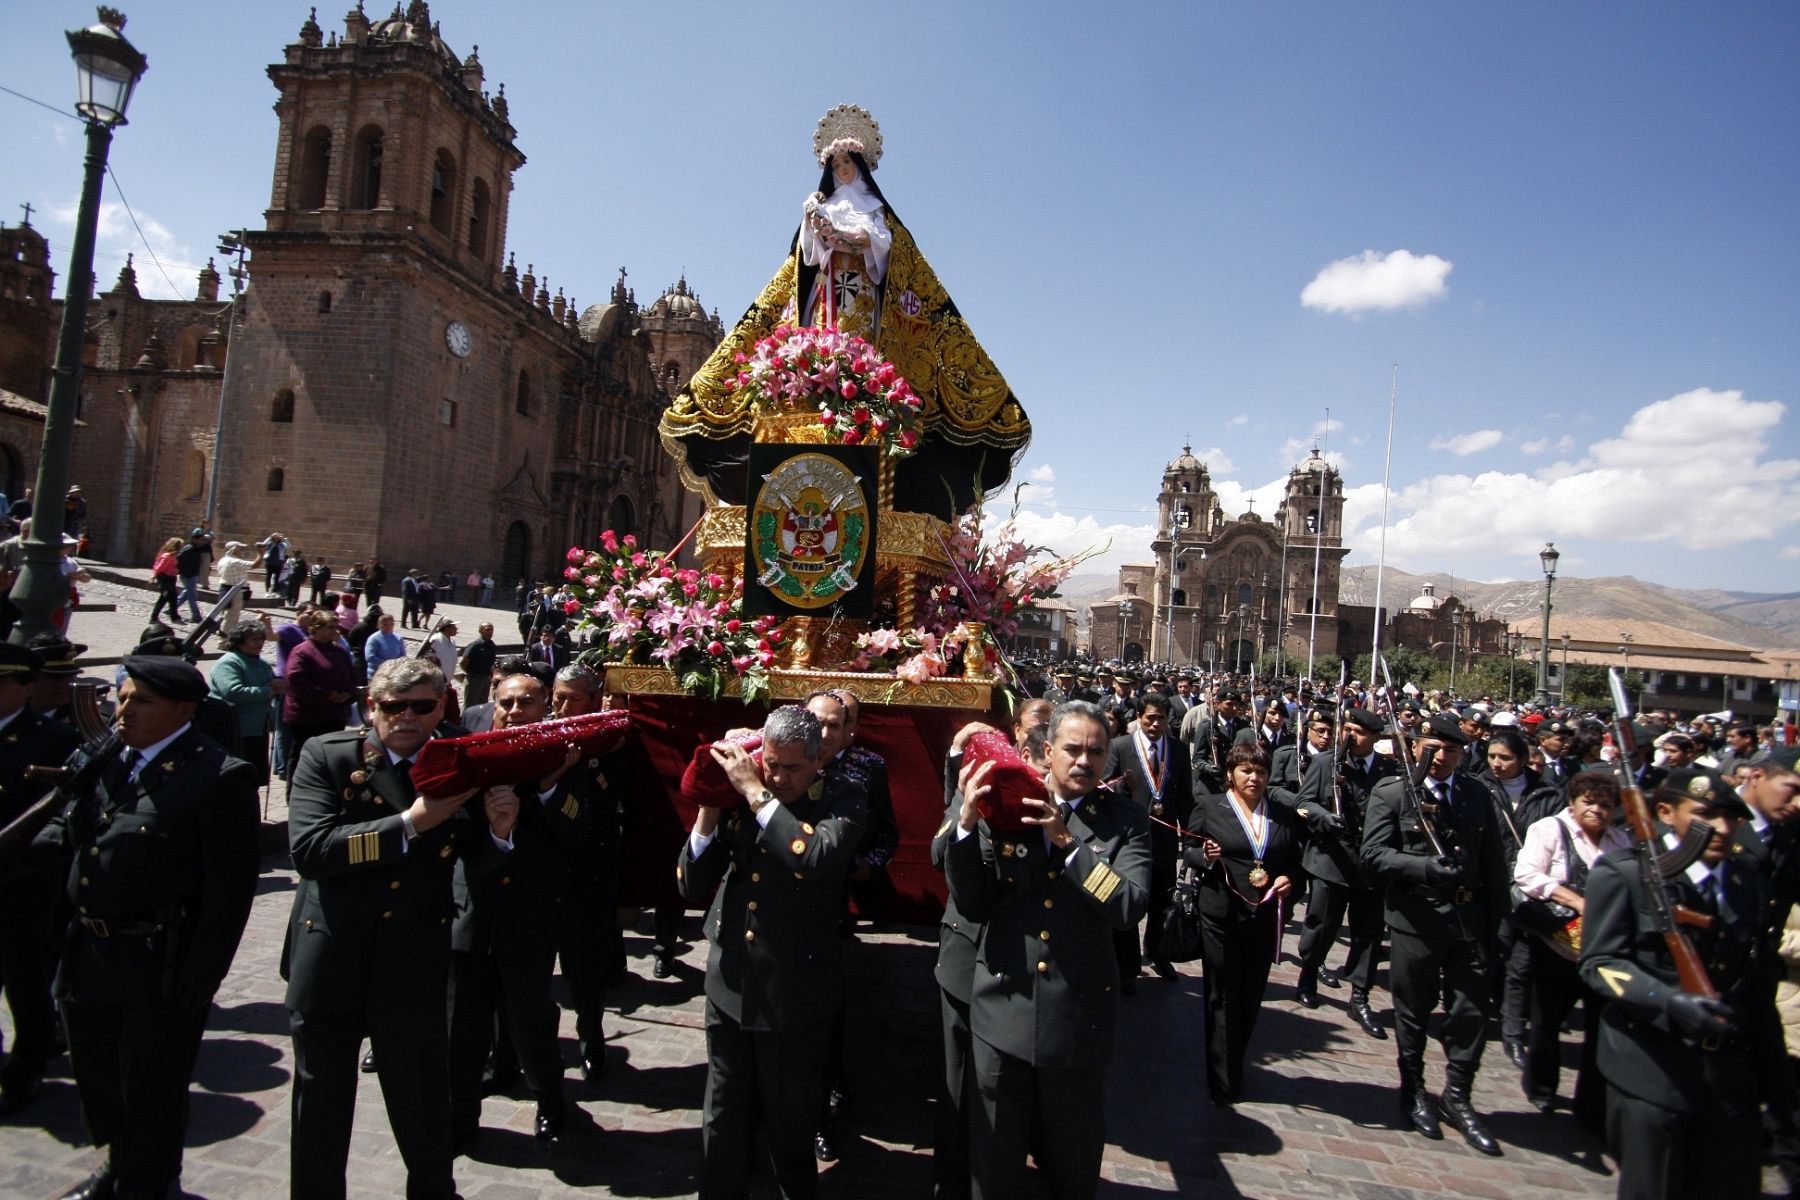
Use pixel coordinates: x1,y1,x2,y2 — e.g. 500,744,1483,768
726,325,923,457
561,532,781,702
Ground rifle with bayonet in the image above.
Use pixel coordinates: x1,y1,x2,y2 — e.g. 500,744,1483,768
1328,661,1348,822
1607,668,1717,999
1377,654,1458,868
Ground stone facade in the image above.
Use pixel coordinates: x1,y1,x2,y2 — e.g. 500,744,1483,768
1091,447,1348,669
13,3,719,587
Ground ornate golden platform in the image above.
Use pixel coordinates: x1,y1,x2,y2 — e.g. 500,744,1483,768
605,663,994,710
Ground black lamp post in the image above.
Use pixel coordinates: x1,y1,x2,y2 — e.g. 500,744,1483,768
1533,542,1559,705
9,8,147,645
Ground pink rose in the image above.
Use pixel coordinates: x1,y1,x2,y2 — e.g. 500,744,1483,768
707,640,726,656
841,382,858,399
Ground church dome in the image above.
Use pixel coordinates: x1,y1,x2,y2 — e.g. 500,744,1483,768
1165,442,1207,477
369,1,461,69
1407,582,1442,612
1294,448,1335,475
647,276,706,320
578,303,626,342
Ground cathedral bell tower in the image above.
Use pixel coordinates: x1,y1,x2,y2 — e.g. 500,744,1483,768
1274,448,1349,660
1150,444,1220,661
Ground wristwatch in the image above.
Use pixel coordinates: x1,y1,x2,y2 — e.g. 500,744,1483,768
748,788,777,814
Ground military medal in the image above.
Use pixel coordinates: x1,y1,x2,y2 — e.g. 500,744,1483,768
1248,863,1269,889
1228,792,1272,891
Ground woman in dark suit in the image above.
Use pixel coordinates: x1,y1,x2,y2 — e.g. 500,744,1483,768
1185,742,1304,1104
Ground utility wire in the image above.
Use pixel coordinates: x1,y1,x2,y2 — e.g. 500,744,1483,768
104,163,188,300
0,82,81,121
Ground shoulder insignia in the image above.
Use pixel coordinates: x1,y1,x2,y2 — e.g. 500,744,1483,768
790,836,808,855
561,795,581,821
439,844,452,858
4,734,17,744
595,771,609,789
1081,860,1123,904
345,829,382,866
161,760,177,773
1596,966,1633,997
808,780,825,803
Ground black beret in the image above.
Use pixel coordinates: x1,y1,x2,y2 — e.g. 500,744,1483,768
1653,767,1751,819
26,634,85,677
1342,707,1383,734
1304,704,1336,726
121,655,209,703
1398,699,1424,715
0,643,44,677
1424,712,1471,745
1541,720,1576,737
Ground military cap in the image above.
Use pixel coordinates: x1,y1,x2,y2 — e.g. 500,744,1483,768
1653,767,1751,819
1540,719,1576,738
1459,707,1489,727
121,655,209,702
1054,665,1075,679
1424,711,1471,745
0,643,44,677
1096,666,1114,678
1303,703,1336,726
1342,707,1383,734
1397,698,1424,715
26,634,85,677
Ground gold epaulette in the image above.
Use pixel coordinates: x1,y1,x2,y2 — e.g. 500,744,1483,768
1081,859,1122,903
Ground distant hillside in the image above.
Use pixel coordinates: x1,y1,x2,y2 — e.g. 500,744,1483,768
1340,566,1798,650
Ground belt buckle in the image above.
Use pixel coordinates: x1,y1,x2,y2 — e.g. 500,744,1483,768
85,917,110,938
1454,888,1474,906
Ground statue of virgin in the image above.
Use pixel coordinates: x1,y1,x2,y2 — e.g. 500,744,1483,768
660,105,1031,521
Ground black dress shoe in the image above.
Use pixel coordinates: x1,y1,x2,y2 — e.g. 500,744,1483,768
1152,959,1178,981
1439,1089,1502,1156
652,951,674,979
1401,1090,1442,1140
0,1075,42,1117
1526,1093,1554,1114
813,1128,838,1162
1294,987,1320,1009
581,1053,606,1084
535,1104,565,1144
58,1168,115,1200
360,1049,377,1074
1208,1085,1235,1107
1503,1037,1526,1069
1350,998,1387,1040
1317,966,1343,990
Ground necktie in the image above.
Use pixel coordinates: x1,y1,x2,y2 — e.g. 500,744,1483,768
1699,873,1720,911
121,749,142,781
1149,740,1162,787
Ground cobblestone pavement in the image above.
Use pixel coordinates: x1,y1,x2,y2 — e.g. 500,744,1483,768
3,566,1783,1198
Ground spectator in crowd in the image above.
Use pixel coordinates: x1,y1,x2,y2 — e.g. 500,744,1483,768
258,532,288,592
458,622,498,708
400,570,421,629
271,602,316,778
282,608,357,771
62,485,86,539
309,559,333,606
176,530,208,624
335,591,360,630
209,617,282,786
480,571,495,607
344,561,365,602
282,551,307,607
0,519,23,639
344,604,385,677
215,541,259,627
465,569,481,603
418,576,438,624
149,536,184,626
56,535,89,636
425,620,459,683
364,612,407,681
365,557,388,605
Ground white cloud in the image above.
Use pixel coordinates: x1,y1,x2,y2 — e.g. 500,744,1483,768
1521,435,1575,455
1229,414,1249,427
1027,464,1056,484
1192,446,1235,475
1429,429,1503,456
46,199,197,301
1782,546,1800,560
988,506,1154,579
1341,388,1800,569
1301,249,1452,314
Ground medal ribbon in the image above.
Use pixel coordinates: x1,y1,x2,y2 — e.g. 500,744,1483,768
1227,792,1270,863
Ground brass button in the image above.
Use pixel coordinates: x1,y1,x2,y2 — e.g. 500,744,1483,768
794,871,804,880
751,872,761,883
747,901,759,912
305,919,314,929
1039,930,1051,941
1047,870,1060,880
745,930,756,943
501,876,511,885
79,876,89,886
1036,961,1049,974
79,905,88,914
440,916,448,924
88,846,99,857
382,910,394,919
388,880,401,890
1043,898,1054,910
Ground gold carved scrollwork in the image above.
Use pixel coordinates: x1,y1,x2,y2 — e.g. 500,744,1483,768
605,664,992,710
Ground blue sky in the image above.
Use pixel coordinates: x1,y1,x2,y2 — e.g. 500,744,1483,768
4,1,1797,594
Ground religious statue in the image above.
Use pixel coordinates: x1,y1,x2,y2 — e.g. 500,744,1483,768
659,105,1031,522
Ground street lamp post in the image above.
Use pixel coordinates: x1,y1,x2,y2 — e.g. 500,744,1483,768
1534,542,1560,705
9,8,147,645
1560,632,1571,703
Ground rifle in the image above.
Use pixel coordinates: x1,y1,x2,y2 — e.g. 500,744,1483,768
0,581,245,868
1377,654,1456,866
1328,661,1348,821
1608,668,1717,999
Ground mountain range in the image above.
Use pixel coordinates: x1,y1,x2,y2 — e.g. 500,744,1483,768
1055,567,1800,650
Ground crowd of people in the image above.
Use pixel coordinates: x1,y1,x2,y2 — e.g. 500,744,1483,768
3,567,1800,1200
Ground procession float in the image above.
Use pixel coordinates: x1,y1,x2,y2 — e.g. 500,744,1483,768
555,105,1087,922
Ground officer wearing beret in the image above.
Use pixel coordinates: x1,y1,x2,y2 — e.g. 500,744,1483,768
679,706,866,1200
1269,704,1329,794
0,644,81,1116
1580,767,1765,1199
284,657,504,1200
948,700,1151,1199
39,656,259,1200
1287,707,1398,1037
1361,711,1510,1156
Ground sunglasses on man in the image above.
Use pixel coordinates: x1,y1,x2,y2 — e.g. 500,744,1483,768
374,698,439,716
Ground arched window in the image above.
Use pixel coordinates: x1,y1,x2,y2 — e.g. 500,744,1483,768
429,149,456,236
468,178,490,258
1172,588,1187,607
664,361,681,384
515,369,532,416
182,451,206,500
317,290,332,314
351,126,383,209
295,126,331,209
1238,583,1253,607
267,467,286,492
606,494,636,540
271,388,295,423
1305,509,1318,533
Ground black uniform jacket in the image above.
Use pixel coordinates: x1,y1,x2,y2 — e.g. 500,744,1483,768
838,745,898,867
677,771,866,1033
1282,750,1397,890
1183,790,1304,919
451,767,591,958
44,726,259,1006
283,727,502,1013
1360,770,1510,942
946,784,1151,1070
0,706,82,885
1579,846,1766,1115
932,792,986,1005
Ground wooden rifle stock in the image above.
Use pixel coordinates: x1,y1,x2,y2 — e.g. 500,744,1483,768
0,731,121,869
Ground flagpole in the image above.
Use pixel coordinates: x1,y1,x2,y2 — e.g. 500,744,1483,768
1370,365,1398,671
1305,407,1329,682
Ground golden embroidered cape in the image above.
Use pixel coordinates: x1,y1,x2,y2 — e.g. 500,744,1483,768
659,211,1031,521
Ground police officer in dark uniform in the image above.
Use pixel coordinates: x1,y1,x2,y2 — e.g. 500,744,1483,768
1534,718,1580,792
678,706,866,1200
0,644,81,1117
1189,691,1247,795
1287,707,1397,1038
41,656,259,1200
1102,691,1190,987
947,700,1151,1200
1270,704,1329,794
284,657,503,1200
1579,768,1764,1199
1361,711,1510,1156
448,668,590,1146
1042,666,1075,707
